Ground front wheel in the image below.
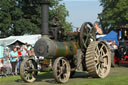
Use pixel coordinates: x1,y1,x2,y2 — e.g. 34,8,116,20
20,58,38,83
53,57,70,83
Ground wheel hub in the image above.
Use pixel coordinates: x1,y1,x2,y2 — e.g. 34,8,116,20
99,57,104,63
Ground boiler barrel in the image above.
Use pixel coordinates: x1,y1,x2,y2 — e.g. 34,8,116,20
34,36,77,57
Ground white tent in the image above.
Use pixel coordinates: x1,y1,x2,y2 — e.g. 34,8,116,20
0,34,41,46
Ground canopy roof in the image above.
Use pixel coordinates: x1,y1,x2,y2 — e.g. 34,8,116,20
101,30,118,45
0,34,41,46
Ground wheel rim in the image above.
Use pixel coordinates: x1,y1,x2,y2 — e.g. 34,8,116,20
20,58,37,83
53,57,70,83
95,42,110,77
80,22,96,50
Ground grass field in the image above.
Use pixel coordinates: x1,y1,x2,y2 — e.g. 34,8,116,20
0,67,128,85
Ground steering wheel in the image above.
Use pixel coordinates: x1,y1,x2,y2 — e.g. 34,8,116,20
80,22,96,51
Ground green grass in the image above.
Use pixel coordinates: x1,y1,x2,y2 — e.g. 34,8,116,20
0,75,20,83
69,75,128,85
0,67,128,85
0,72,50,83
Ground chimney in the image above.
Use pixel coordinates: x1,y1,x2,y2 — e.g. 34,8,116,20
40,1,49,35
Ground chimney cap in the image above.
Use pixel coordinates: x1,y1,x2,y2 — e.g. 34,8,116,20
40,0,50,4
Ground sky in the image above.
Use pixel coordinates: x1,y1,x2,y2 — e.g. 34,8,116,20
62,0,103,31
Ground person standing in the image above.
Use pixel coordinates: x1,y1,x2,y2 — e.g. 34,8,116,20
17,47,23,74
20,45,28,59
3,47,12,75
10,46,18,75
28,48,35,57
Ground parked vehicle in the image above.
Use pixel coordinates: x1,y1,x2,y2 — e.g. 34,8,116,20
111,26,128,67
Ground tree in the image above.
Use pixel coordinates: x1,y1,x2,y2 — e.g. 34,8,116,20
0,0,72,38
98,0,128,33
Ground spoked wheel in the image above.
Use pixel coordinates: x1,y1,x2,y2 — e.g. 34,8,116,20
86,41,111,78
20,58,38,83
53,57,70,83
80,22,96,50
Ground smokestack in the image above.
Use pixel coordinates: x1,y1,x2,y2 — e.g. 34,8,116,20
40,2,49,35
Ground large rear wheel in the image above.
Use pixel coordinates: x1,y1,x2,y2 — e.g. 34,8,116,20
86,41,111,78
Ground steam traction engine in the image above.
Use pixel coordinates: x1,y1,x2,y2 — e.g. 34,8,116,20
20,1,111,83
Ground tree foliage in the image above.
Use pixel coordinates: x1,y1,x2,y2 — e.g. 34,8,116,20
99,0,128,33
0,0,72,38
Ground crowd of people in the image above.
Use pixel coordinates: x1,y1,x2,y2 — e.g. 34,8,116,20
0,43,35,77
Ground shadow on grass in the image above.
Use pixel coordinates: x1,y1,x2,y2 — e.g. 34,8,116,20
71,72,90,78
14,72,52,82
119,63,128,67
15,71,90,84
36,71,56,84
